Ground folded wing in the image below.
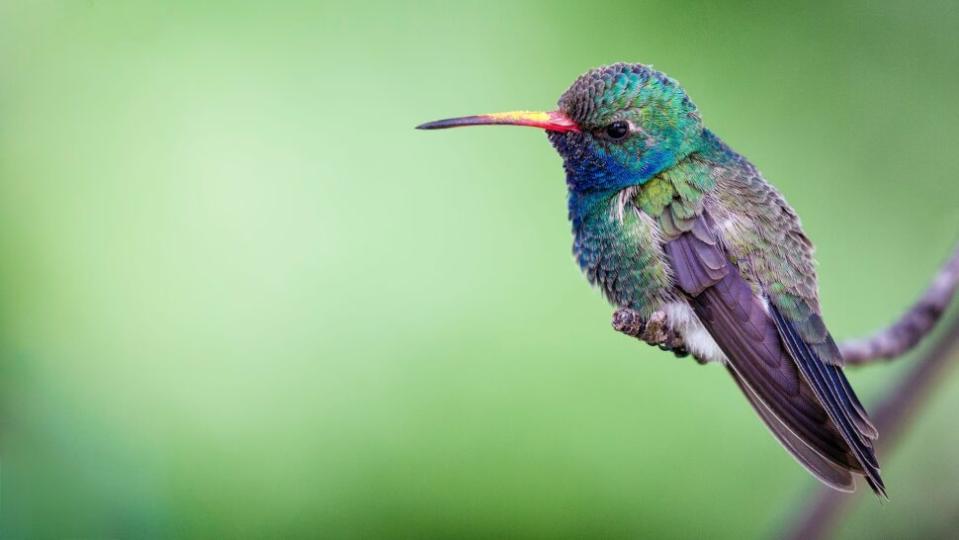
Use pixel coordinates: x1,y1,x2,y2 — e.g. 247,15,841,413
664,212,884,496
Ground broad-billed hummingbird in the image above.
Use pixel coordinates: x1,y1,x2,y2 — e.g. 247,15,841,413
418,63,884,496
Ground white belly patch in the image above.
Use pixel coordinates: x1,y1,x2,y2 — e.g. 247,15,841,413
661,301,728,363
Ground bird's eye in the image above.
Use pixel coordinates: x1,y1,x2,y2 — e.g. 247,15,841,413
604,121,630,140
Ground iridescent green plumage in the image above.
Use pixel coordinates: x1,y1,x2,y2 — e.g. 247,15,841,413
419,63,885,496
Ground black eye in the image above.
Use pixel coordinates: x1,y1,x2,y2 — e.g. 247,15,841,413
605,121,630,140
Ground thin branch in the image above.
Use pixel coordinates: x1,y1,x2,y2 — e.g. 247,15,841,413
840,242,959,365
781,309,959,540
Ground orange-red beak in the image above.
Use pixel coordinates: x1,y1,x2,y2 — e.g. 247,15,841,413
416,110,579,133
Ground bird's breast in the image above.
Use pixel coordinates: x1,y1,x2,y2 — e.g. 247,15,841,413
571,193,675,315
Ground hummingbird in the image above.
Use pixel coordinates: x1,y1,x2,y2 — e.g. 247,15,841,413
418,63,884,496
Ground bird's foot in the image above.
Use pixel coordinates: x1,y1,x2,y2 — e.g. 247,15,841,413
612,308,707,364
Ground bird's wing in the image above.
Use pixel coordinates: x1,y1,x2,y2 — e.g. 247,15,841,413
664,212,885,496
725,364,854,490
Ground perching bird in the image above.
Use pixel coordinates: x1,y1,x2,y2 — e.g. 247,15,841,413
418,63,884,496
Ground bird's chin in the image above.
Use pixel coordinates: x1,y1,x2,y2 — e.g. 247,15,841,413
546,129,582,154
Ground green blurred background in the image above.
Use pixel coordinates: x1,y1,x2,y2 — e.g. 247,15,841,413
2,1,959,538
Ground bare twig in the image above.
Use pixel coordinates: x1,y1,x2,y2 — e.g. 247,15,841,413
840,243,959,364
781,309,959,540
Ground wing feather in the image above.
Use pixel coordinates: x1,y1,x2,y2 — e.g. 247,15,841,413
726,365,855,491
665,212,884,495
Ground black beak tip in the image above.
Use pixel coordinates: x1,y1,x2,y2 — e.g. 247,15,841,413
415,120,444,130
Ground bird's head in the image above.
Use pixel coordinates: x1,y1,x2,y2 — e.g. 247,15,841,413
418,63,705,193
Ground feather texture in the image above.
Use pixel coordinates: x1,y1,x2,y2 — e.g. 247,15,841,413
542,63,886,495
665,213,884,496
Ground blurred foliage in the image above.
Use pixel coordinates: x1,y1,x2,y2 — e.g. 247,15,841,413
1,1,959,538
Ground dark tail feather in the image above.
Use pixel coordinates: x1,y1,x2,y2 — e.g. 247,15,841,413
771,306,887,498
726,365,855,491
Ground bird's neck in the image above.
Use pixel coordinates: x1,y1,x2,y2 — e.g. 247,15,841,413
567,130,736,231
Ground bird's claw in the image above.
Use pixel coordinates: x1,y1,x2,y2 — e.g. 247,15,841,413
612,307,703,363
612,308,671,345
